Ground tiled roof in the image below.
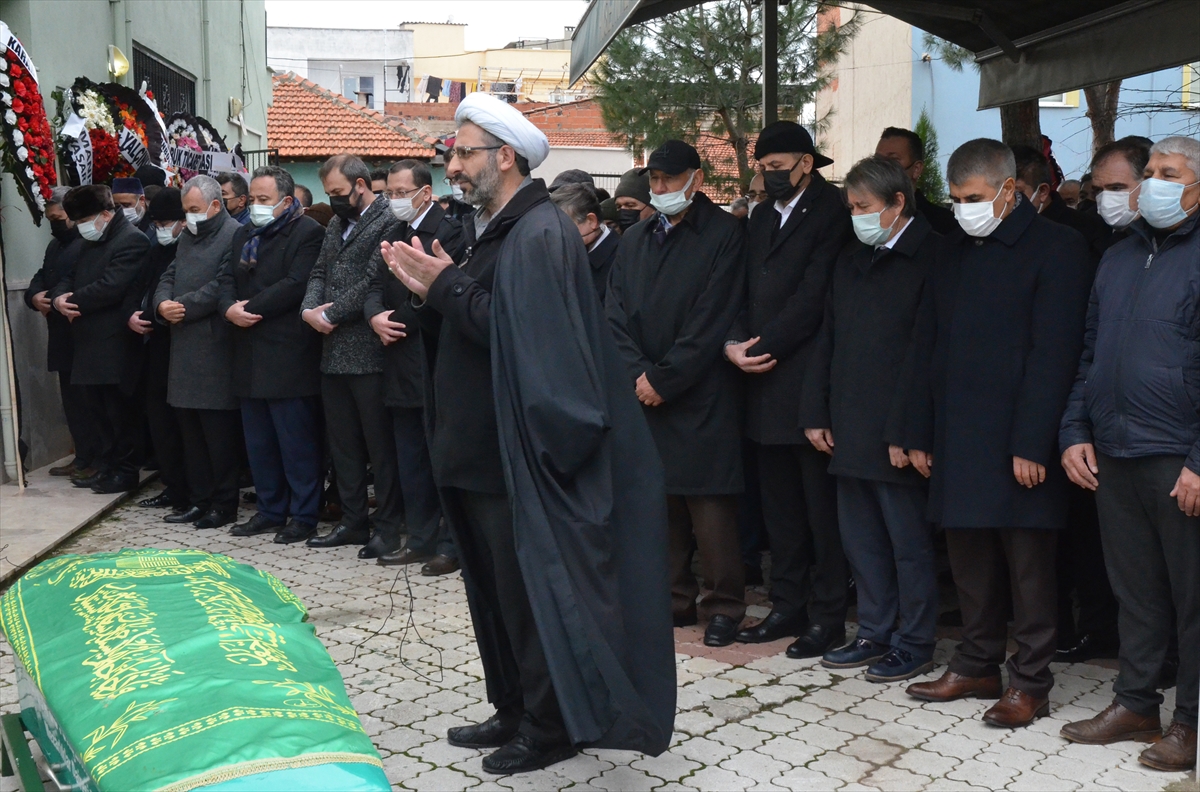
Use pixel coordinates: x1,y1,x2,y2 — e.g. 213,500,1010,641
269,72,438,160
695,133,757,204
543,129,626,148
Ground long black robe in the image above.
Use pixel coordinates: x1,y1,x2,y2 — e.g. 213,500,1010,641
421,180,676,754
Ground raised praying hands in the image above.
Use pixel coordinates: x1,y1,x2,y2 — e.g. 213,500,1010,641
380,237,454,300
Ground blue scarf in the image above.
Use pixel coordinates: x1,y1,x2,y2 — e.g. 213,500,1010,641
239,199,303,269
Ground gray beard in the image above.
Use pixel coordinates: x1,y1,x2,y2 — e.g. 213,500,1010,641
462,153,501,209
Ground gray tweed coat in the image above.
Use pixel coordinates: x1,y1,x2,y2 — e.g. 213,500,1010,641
301,194,398,375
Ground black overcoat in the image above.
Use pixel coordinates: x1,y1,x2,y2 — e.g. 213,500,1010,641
420,180,676,755
587,228,619,304
605,192,745,494
218,214,326,400
50,210,150,385
120,241,177,394
26,232,83,372
800,214,948,485
907,198,1090,529
364,203,463,409
730,174,853,445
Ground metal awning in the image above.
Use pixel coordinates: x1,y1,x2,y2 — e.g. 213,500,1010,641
569,0,1200,109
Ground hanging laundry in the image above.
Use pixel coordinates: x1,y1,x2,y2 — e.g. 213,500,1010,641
449,81,466,103
416,75,428,102
425,76,443,103
396,63,411,93
441,80,451,98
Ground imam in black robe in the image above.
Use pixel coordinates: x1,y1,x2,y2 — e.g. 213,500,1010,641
418,179,676,754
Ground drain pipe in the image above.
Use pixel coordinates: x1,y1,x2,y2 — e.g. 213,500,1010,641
0,244,24,486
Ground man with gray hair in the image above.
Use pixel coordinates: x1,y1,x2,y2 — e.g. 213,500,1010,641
1059,135,1199,771
904,138,1090,727
549,182,618,303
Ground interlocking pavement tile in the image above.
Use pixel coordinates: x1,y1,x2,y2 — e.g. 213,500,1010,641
1004,769,1082,791
1092,765,1191,791
709,723,771,750
401,766,482,790
590,766,662,791
382,754,435,786
842,735,902,765
947,758,1018,788
823,712,885,737
922,731,990,761
687,765,757,791
894,748,961,777
774,766,847,791
865,720,933,749
977,741,1047,770
807,751,874,784
672,736,740,765
862,765,933,790
756,735,823,768
631,749,701,781
675,708,724,735
774,699,836,723
720,749,791,783
921,779,990,791
554,751,616,784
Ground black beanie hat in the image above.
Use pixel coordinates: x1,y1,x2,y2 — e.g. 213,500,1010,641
149,187,186,222
134,164,168,188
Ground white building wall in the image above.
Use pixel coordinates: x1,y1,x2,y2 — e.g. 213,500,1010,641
267,28,414,112
533,148,636,185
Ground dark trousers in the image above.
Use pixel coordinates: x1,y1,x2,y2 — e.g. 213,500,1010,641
758,442,847,625
837,477,938,657
667,494,745,622
143,357,188,506
85,384,139,475
242,397,323,528
390,407,452,557
738,438,767,568
175,407,242,514
58,369,101,469
945,527,1058,698
1095,453,1199,728
1057,486,1119,644
321,374,403,540
451,488,565,742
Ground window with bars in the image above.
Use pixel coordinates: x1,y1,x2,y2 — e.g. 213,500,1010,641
133,44,196,116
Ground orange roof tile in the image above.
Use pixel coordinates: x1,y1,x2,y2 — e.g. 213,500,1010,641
695,133,758,204
268,72,438,160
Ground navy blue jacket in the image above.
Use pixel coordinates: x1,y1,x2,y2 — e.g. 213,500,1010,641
1060,214,1200,472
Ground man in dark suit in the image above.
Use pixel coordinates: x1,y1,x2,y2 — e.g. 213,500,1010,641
876,127,957,236
25,187,99,479
51,185,151,493
726,121,853,659
367,159,463,576
550,183,618,304
220,166,326,539
905,139,1090,727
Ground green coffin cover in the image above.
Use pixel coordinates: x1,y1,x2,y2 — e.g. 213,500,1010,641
0,549,389,791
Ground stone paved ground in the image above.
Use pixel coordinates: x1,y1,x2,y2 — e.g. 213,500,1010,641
2,484,1196,792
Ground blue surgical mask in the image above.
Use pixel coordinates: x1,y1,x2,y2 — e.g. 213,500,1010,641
650,170,696,217
852,209,899,247
1137,177,1199,229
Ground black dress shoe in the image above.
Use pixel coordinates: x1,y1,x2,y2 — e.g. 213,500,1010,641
421,555,460,576
306,523,370,548
1055,632,1120,663
704,614,741,647
482,733,577,775
193,509,235,530
786,623,847,659
165,506,206,524
139,492,182,509
378,547,432,567
90,473,139,494
447,713,521,748
72,469,107,488
735,610,808,644
358,534,399,559
276,521,319,544
230,513,285,536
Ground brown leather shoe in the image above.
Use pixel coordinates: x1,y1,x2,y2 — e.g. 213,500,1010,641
49,461,77,476
420,555,460,576
983,687,1050,728
1061,702,1162,745
907,671,1003,702
1138,721,1197,772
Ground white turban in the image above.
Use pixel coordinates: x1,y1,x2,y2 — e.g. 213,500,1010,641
455,92,550,170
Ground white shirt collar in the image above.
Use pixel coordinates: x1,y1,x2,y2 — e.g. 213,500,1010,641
411,202,434,231
879,216,914,250
588,223,611,252
775,188,805,214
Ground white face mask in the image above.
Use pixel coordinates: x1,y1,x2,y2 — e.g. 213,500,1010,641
1096,189,1139,229
953,186,1006,238
1137,177,1199,229
650,170,696,217
185,211,209,235
450,184,464,201
747,200,759,218
77,215,106,242
123,205,144,223
249,199,284,228
852,209,899,247
390,197,419,223
155,223,180,246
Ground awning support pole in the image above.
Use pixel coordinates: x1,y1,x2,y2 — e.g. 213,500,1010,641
763,0,778,125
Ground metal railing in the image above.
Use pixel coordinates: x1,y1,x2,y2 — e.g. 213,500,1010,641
239,148,280,172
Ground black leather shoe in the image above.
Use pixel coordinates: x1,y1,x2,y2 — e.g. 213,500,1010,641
735,610,808,644
230,513,285,537
139,492,182,509
72,469,107,488
165,506,205,524
306,523,370,548
447,713,521,749
90,473,139,494
358,534,399,559
786,623,847,659
421,555,460,576
704,614,740,647
276,521,318,544
193,509,235,530
482,733,577,775
378,547,432,567
1055,632,1120,663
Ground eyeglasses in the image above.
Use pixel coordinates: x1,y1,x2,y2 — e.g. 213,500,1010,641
384,186,425,200
450,145,502,160
745,191,769,202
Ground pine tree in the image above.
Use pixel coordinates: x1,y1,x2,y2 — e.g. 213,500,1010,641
914,108,946,205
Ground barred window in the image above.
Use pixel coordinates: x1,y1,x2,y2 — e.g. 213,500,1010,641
133,44,196,117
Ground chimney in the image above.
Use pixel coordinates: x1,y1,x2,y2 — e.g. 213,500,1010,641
564,26,576,39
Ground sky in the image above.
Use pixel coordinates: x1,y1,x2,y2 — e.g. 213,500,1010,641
263,0,591,51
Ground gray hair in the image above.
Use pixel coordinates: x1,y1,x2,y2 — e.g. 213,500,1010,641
549,182,601,224
947,138,1015,190
49,186,72,206
844,155,915,217
1150,135,1200,179
182,174,222,205
730,196,749,211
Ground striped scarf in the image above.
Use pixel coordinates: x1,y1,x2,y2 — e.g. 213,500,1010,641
239,198,303,269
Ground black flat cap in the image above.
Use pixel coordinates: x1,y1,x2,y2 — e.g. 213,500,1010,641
549,169,595,192
754,121,833,168
640,139,702,176
149,187,185,222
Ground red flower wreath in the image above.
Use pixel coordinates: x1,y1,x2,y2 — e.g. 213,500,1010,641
89,127,121,183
